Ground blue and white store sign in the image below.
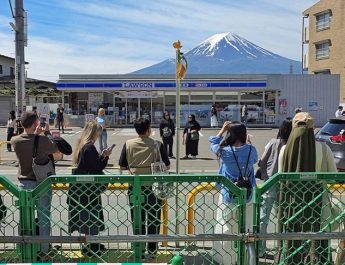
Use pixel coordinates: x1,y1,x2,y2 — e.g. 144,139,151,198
56,81,267,91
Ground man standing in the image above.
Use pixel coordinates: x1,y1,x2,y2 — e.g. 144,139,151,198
11,111,58,260
119,118,170,260
335,106,343,117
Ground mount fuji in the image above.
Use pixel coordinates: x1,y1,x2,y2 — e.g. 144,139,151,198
131,32,301,74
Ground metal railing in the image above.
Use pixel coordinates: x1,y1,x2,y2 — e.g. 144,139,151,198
0,174,246,264
1,172,345,264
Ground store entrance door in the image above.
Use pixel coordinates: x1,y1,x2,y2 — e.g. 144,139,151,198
127,98,138,124
78,100,88,115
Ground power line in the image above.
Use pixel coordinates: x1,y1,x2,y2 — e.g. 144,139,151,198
8,0,15,18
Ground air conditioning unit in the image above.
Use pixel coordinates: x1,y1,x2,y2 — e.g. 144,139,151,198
303,27,309,43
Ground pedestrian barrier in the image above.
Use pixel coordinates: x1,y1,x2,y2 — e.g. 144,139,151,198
0,174,247,264
2,172,345,264
253,172,345,265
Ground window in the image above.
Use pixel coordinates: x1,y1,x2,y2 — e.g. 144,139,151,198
10,67,14,76
0,65,2,74
316,12,331,31
314,69,331,74
315,42,330,60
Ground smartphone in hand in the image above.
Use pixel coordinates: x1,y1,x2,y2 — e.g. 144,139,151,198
40,117,46,128
109,144,116,150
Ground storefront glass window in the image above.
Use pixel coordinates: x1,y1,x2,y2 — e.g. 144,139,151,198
165,91,189,126
264,91,276,124
240,91,263,101
114,96,126,126
152,91,164,125
215,91,239,101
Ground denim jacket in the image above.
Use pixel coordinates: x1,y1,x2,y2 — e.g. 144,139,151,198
209,136,258,203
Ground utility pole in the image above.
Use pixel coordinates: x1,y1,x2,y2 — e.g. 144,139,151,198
14,0,26,118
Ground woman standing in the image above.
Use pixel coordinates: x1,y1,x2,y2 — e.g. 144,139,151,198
95,108,108,152
257,119,292,257
182,114,201,159
209,121,258,265
276,112,337,264
211,104,218,128
159,111,175,158
67,120,112,257
6,110,16,152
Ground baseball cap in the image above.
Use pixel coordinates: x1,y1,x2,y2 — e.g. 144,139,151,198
292,112,314,128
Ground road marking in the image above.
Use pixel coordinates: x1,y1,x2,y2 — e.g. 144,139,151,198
62,131,81,138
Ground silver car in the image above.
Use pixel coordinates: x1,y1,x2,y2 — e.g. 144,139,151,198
315,116,345,171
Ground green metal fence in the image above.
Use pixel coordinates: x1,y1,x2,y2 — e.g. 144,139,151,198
253,172,345,265
0,174,247,264
2,172,345,264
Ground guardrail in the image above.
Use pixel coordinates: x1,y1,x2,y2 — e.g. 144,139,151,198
0,173,246,264
2,172,345,264
253,172,345,265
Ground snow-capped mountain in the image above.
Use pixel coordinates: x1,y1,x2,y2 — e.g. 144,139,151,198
131,32,301,74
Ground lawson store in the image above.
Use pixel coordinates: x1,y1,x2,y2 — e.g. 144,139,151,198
57,74,339,128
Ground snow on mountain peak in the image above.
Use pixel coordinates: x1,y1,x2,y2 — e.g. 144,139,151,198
203,32,232,49
191,32,275,59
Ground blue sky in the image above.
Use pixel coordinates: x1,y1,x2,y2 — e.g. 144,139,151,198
0,0,316,81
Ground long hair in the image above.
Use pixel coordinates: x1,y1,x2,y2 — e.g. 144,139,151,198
277,119,292,142
217,121,246,158
9,110,15,121
72,120,102,165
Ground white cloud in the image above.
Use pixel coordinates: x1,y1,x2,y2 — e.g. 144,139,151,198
0,1,319,81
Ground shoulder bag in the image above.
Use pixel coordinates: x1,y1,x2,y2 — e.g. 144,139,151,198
230,145,253,199
151,141,175,200
32,135,55,183
190,131,199,140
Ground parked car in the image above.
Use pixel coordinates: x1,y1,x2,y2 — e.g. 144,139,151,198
315,116,345,171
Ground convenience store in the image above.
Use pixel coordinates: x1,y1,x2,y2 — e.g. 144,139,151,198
57,74,339,127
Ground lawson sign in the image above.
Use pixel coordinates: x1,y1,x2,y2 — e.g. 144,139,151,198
56,81,267,91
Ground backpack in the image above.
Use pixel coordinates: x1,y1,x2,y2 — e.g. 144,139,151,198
162,126,172,137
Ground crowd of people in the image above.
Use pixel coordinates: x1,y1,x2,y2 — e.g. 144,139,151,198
1,105,342,262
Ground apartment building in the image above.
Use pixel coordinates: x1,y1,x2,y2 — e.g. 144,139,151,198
303,0,345,103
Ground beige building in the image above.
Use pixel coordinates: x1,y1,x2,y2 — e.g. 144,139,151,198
303,0,345,103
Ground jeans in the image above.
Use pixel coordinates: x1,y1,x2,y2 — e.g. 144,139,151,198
259,186,277,255
98,130,108,152
18,180,52,253
7,127,15,151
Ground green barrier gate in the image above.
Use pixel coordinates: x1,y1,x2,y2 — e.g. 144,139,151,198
253,172,345,265
0,174,247,264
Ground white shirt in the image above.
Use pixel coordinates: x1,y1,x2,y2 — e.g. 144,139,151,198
335,110,343,117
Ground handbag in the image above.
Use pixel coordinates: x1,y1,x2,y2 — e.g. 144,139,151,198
151,141,175,200
190,131,199,140
230,145,253,199
32,135,55,183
